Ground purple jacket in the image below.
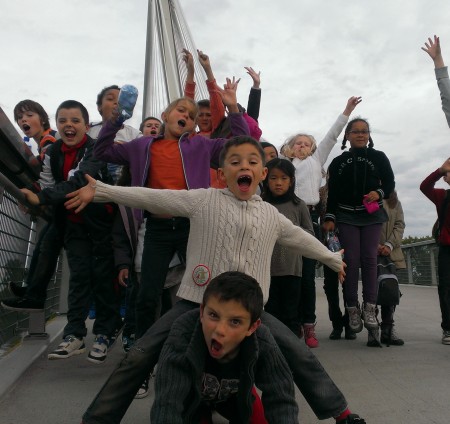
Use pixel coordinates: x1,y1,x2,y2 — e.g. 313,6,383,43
94,113,249,221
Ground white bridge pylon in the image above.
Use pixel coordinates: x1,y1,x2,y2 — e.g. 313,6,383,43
142,0,209,119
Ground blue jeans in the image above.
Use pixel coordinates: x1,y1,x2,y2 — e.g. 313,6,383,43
83,301,348,423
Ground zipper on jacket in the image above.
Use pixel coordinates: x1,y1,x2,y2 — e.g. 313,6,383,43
178,132,190,190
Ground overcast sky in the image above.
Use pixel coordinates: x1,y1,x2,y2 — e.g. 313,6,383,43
2,0,450,237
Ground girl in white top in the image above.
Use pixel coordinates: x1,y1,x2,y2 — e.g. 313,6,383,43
281,96,362,206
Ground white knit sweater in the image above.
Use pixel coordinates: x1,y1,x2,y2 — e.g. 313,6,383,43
93,182,342,304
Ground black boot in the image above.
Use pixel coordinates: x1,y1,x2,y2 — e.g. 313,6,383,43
329,321,343,340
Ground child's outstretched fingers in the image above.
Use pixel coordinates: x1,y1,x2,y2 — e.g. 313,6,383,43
343,96,362,116
65,174,97,213
244,66,261,88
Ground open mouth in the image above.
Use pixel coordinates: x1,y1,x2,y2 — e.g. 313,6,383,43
22,124,30,131
178,119,186,128
64,130,76,139
237,175,252,191
211,338,223,356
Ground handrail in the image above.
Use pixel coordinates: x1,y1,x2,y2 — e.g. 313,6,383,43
0,171,48,220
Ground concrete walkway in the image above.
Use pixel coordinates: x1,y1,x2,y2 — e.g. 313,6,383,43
0,282,448,424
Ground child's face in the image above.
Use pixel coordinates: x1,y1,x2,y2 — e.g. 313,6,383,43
98,88,119,120
263,146,278,162
56,108,89,147
346,121,370,149
218,143,267,200
197,106,212,133
268,167,292,197
16,109,44,140
142,119,161,136
293,135,313,159
162,100,196,140
200,295,260,363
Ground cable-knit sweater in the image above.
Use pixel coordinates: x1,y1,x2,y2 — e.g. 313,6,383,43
93,182,342,304
151,309,299,423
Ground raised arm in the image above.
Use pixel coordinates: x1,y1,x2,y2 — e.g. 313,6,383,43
197,49,225,131
422,35,445,68
182,48,195,99
315,96,361,165
422,35,450,128
245,66,261,121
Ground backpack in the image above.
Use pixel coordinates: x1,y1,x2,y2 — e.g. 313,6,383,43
432,189,450,244
376,255,400,306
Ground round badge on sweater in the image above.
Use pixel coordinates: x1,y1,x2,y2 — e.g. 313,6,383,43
192,264,211,286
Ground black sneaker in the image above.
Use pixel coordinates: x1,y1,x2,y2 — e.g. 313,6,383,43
9,281,27,298
1,297,44,312
341,414,366,423
329,325,343,340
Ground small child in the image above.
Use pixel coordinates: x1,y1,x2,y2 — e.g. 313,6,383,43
13,99,57,161
262,158,314,338
151,271,299,423
69,136,365,424
2,100,61,311
139,116,161,136
17,100,117,364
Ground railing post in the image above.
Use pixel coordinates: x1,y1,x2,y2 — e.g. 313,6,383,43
405,250,414,285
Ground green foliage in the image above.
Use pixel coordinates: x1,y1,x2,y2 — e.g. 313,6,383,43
402,235,433,245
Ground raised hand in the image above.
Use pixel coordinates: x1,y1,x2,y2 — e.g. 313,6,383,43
216,77,241,113
440,157,450,174
343,96,362,116
244,66,261,89
422,35,445,68
182,48,194,80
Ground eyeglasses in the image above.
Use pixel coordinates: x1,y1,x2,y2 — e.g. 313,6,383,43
348,130,370,135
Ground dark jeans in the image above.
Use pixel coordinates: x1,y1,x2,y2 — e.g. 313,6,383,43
299,257,317,324
337,222,382,306
136,217,189,338
438,245,450,331
297,208,320,324
25,222,63,303
323,265,349,327
63,207,117,339
265,275,301,334
123,271,137,337
83,301,347,424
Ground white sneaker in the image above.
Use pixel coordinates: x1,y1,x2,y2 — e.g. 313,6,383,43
442,330,450,345
87,335,109,364
346,306,363,333
48,335,85,359
362,303,378,330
